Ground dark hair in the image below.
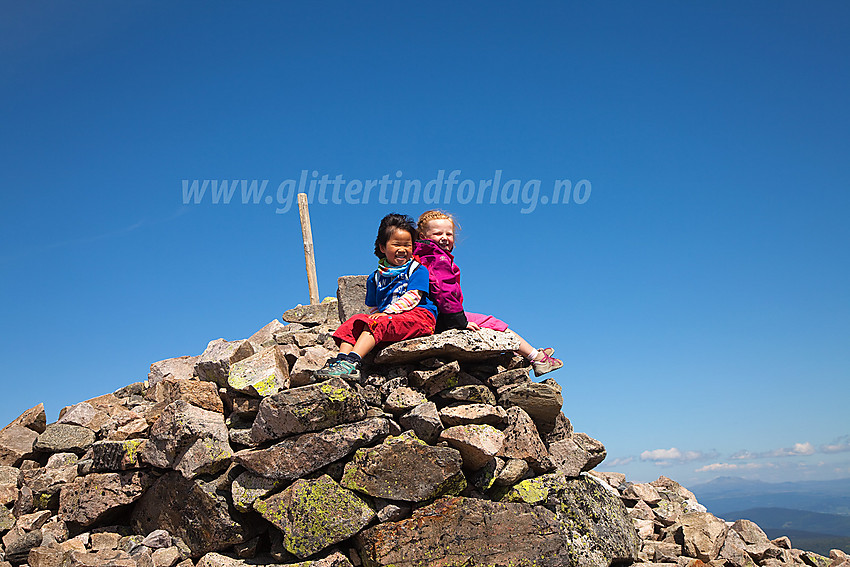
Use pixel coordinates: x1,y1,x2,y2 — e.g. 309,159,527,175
374,213,416,258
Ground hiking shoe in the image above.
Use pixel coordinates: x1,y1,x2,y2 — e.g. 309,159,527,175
540,347,555,357
313,358,341,379
321,359,361,381
532,352,563,377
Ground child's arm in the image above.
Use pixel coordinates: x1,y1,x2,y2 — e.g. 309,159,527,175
383,289,422,314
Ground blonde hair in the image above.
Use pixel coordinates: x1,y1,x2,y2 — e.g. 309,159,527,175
417,210,460,238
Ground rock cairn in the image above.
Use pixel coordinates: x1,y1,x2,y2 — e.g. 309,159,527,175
0,281,847,567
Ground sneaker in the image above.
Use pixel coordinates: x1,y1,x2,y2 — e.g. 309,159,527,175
532,352,563,377
322,359,361,381
540,347,555,357
313,359,341,379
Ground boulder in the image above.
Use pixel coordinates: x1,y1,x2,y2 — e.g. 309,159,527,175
374,329,521,364
289,346,336,387
227,346,290,397
282,302,338,325
341,432,465,501
250,378,367,443
498,381,563,433
440,384,497,405
439,403,507,427
145,378,224,414
90,439,145,472
195,339,254,387
141,400,232,478
439,424,505,471
148,356,198,387
132,471,253,558
56,402,110,430
547,432,607,477
0,425,38,466
235,417,390,481
254,475,374,559
0,465,20,505
407,361,461,396
497,406,551,473
2,403,47,434
398,402,443,444
679,512,729,562
336,275,369,322
230,471,283,512
34,424,96,454
246,319,286,350
382,387,426,414
59,471,153,527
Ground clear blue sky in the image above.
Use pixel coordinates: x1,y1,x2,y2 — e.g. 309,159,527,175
2,2,848,487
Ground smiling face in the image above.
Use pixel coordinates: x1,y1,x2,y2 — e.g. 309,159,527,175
380,228,414,266
420,218,455,253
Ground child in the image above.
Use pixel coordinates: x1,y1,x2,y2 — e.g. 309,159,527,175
414,209,563,377
316,213,438,380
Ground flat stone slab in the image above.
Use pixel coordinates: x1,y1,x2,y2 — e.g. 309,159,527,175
373,329,520,364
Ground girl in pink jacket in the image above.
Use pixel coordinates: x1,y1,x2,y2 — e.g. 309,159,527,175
413,210,563,377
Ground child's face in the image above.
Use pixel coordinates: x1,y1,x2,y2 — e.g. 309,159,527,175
421,219,454,253
380,228,414,266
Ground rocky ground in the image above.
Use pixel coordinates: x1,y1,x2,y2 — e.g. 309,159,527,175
0,282,848,567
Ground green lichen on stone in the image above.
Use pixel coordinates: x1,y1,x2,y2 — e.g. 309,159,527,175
501,477,549,505
319,382,351,402
122,438,143,466
251,373,280,396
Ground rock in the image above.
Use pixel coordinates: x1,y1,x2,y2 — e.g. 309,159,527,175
498,381,563,433
495,458,530,486
486,367,531,390
235,417,390,481
28,545,65,567
132,471,253,558
497,406,552,473
34,424,96,454
283,302,338,325
340,432,465,501
439,424,505,470
374,329,521,364
652,475,697,501
20,464,77,508
148,356,199,387
730,519,770,545
382,387,426,414
547,432,607,476
227,346,290,397
398,402,443,444
336,275,369,322
2,403,47,434
142,530,172,549
230,471,283,512
58,471,152,527
439,403,507,427
289,346,335,387
246,319,287,350
56,402,110,430
544,412,574,444
440,384,497,405
503,474,640,567
250,378,367,443
90,439,144,472
151,547,180,567
3,527,43,563
195,339,254,387
141,400,232,478
0,425,39,466
406,361,461,396
623,482,662,505
254,475,374,559
63,549,136,567
145,379,224,414
357,496,567,567
0,466,20,505
679,512,729,562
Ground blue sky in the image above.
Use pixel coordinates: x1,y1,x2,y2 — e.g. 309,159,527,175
2,2,848,487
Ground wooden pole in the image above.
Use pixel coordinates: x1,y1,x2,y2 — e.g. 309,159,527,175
297,193,320,305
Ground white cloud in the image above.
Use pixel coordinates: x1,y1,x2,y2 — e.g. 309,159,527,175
640,447,716,465
820,435,850,454
731,442,816,460
607,457,634,466
696,462,776,472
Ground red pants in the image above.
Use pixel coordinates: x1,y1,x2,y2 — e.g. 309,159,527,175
333,307,435,346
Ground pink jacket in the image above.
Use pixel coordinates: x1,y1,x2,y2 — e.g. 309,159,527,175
413,239,464,314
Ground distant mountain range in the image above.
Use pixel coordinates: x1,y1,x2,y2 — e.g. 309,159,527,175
688,477,850,555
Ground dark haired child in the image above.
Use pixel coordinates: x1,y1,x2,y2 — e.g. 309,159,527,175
315,213,437,380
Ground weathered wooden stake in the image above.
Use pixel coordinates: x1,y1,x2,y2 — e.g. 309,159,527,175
297,193,320,305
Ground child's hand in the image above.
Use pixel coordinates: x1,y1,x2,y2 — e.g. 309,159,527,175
369,313,388,320
466,321,481,331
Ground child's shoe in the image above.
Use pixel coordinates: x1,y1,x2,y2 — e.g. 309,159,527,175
532,351,563,377
541,347,555,357
319,359,361,381
313,359,341,379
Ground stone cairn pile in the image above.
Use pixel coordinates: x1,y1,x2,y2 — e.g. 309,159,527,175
0,277,848,567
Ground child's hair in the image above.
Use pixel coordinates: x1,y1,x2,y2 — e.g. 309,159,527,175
416,210,460,238
374,213,417,258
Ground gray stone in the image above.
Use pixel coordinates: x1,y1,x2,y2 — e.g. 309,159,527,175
34,424,96,454
439,403,507,427
56,402,110,430
340,431,465,501
141,400,232,478
230,471,283,512
485,367,531,390
495,458,530,486
731,519,770,545
3,526,43,563
246,319,287,351
374,329,521,364
251,378,367,443
195,339,255,387
0,504,16,531
0,425,39,466
63,549,136,567
254,475,374,559
623,482,662,505
398,402,443,444
439,424,505,471
132,471,253,558
90,439,145,472
282,301,338,325
0,466,20,506
148,356,199,387
235,417,389,481
382,387,426,415
336,275,369,322
227,346,290,397
679,512,729,562
547,432,606,477
497,406,552,473
439,384,497,405
141,530,172,549
498,381,563,433
289,346,335,387
20,464,78,507
407,360,461,396
59,471,153,527
543,412,574,444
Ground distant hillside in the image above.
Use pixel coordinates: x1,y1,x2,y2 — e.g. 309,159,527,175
760,529,850,557
690,476,850,516
718,508,850,555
